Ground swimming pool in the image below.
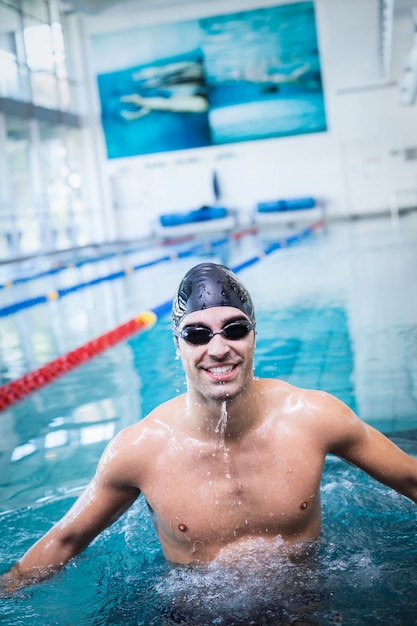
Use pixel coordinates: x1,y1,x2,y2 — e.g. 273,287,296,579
1,214,416,624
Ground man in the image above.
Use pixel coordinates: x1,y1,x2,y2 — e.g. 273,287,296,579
2,262,417,592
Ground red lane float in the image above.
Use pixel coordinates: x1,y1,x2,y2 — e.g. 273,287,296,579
230,227,258,241
0,311,157,412
310,218,325,231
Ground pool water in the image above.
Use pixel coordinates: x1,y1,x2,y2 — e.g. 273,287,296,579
1,453,416,625
1,214,417,624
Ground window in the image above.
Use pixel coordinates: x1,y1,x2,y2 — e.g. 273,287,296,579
0,0,99,260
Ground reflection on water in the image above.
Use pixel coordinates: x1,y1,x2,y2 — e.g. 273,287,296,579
0,343,143,512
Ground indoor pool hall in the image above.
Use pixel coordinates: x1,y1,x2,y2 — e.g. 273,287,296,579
1,0,417,624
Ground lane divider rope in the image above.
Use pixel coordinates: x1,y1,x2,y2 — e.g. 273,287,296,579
0,231,201,291
0,311,156,411
0,227,260,318
153,219,324,310
0,219,324,411
232,219,324,272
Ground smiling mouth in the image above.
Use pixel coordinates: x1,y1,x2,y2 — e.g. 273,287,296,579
207,365,235,377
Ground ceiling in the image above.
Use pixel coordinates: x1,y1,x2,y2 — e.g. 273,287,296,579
61,0,179,14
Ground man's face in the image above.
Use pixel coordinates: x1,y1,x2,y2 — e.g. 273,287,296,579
176,306,256,404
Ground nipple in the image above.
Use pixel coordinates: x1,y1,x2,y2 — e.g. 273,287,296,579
178,523,188,532
300,494,315,510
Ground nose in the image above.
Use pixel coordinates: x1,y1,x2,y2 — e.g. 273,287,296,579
207,331,230,358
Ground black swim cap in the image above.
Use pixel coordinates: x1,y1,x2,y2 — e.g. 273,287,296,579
172,262,255,331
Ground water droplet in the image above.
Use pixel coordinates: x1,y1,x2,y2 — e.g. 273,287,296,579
214,401,228,436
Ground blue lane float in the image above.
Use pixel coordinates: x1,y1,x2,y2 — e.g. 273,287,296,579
155,205,237,240
254,197,325,229
0,248,145,291
0,232,240,317
149,219,325,318
0,233,206,292
159,205,228,227
1,208,243,292
0,220,324,319
257,197,317,213
232,221,323,272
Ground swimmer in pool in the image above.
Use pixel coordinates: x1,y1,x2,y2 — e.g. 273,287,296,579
2,262,417,592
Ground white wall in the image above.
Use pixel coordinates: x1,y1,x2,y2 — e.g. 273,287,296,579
83,0,417,240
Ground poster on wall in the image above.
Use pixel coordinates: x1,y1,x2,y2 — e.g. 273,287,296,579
93,1,326,159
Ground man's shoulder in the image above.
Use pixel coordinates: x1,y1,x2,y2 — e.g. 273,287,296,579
257,378,352,427
115,395,186,447
99,398,183,474
256,377,327,403
254,378,362,453
259,377,342,404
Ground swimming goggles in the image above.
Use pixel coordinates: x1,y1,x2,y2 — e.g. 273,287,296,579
174,320,254,345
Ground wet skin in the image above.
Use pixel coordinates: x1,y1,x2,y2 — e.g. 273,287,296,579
2,307,417,590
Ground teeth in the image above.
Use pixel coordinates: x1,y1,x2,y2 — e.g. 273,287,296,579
208,365,233,375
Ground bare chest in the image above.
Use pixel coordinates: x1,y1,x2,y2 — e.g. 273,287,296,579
139,436,324,560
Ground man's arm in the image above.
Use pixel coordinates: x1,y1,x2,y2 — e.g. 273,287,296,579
1,434,140,593
324,397,417,503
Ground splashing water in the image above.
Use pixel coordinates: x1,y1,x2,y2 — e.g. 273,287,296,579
152,536,324,625
213,400,225,435
214,401,232,478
